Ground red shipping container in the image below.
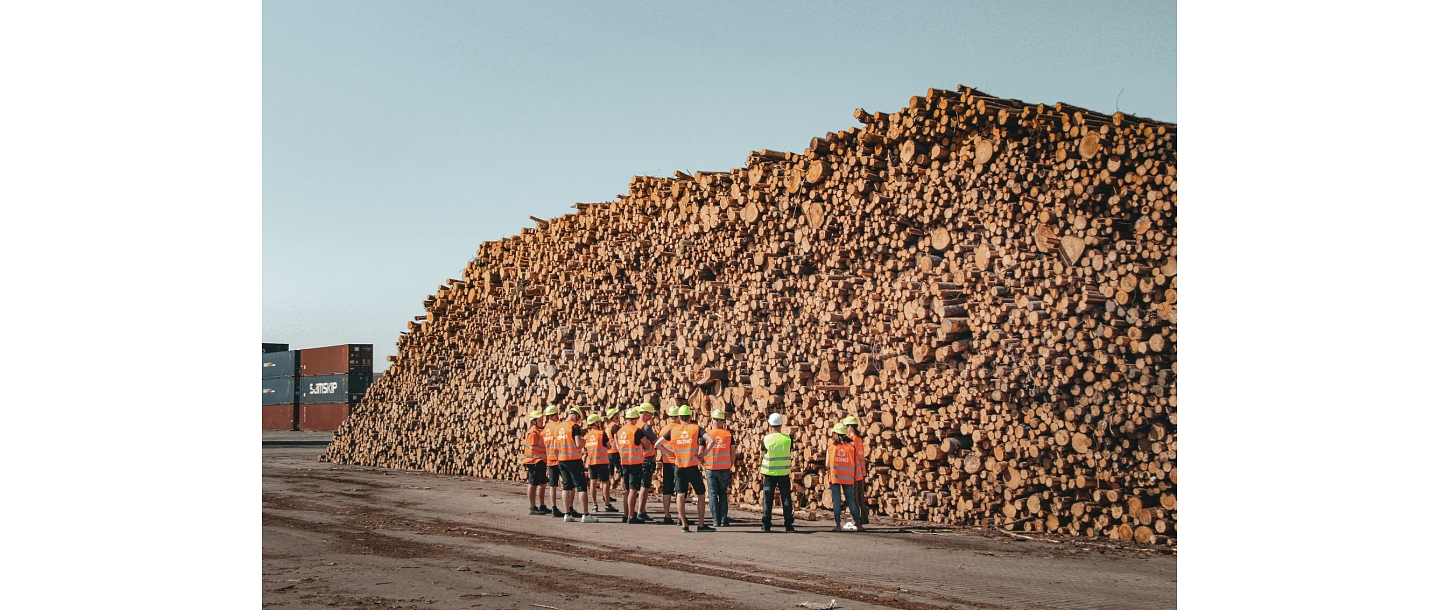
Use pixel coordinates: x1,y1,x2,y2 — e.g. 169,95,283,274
297,344,374,376
300,403,350,431
262,404,297,431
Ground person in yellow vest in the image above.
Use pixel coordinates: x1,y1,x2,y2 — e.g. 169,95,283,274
702,407,733,527
657,405,680,525
583,413,619,514
656,405,713,532
634,402,660,522
616,407,658,524
604,407,623,507
522,409,549,515
554,407,595,522
540,404,564,517
759,413,795,532
841,414,869,526
826,423,865,532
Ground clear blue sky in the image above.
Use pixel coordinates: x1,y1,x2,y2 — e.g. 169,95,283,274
263,1,1176,369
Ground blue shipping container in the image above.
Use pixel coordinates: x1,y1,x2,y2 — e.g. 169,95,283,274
262,376,296,405
299,372,372,404
263,351,298,379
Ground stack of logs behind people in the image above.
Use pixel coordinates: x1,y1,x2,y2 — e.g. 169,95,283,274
321,84,1179,545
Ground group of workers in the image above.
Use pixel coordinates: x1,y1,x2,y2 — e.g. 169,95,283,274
520,402,871,533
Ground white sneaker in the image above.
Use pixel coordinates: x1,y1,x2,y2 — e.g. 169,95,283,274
581,515,598,523
842,521,857,531
563,514,574,522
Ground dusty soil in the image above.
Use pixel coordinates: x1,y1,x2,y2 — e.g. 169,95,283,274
263,444,1175,609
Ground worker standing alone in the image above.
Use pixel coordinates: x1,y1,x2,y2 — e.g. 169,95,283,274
702,408,733,527
759,413,795,533
826,423,864,532
522,409,548,515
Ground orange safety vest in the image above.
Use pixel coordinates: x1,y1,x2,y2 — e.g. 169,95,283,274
617,424,643,466
584,428,609,466
542,421,561,466
553,422,583,462
851,433,866,481
704,429,732,471
522,426,546,465
828,442,856,485
608,423,620,456
639,424,657,460
657,422,676,463
670,423,702,468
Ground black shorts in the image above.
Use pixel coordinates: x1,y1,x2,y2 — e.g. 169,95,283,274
588,463,611,481
661,462,677,495
609,452,621,473
559,460,588,491
640,460,656,489
676,465,706,495
547,464,562,487
622,463,645,490
525,462,546,486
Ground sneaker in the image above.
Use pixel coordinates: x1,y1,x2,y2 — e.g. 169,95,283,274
528,506,543,515
563,514,574,522
681,526,691,533
785,525,795,532
567,509,584,520
697,525,715,532
603,504,619,513
537,504,549,513
637,513,653,522
581,514,598,523
627,517,643,524
552,507,564,518
661,517,676,525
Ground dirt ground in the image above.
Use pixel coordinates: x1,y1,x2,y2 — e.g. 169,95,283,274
263,441,1175,610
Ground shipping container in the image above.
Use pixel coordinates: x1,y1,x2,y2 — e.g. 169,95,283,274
262,343,289,353
298,372,372,404
262,404,298,430
297,344,374,376
262,376,296,405
299,403,350,431
262,350,299,379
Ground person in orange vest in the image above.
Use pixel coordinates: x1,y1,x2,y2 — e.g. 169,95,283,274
615,407,658,524
554,407,595,522
656,405,713,532
633,402,660,522
841,414,869,526
540,404,564,517
826,423,864,532
522,409,549,515
702,407,734,527
656,405,680,525
604,407,623,508
583,413,619,514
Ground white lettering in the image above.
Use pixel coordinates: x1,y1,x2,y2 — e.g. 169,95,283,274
308,382,339,394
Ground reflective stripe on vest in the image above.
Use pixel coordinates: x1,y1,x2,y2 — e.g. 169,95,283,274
704,429,733,471
553,424,582,462
542,422,560,466
671,423,702,468
522,427,546,465
608,424,620,455
828,443,856,485
617,424,643,465
584,429,609,466
760,432,792,476
851,434,866,480
657,423,675,463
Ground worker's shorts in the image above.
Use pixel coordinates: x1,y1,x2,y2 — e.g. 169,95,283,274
524,462,546,486
640,460,656,489
622,463,646,490
547,464,562,487
608,452,621,474
559,460,588,492
661,461,677,495
587,463,611,481
675,465,706,495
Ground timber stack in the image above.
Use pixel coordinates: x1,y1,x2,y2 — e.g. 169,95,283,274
322,84,1179,545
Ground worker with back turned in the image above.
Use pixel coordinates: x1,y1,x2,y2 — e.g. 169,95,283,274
656,405,713,532
759,412,795,532
522,409,548,515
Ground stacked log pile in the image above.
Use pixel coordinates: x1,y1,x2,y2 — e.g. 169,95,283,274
322,84,1179,544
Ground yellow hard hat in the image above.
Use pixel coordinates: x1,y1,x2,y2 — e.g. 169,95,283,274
567,406,584,417
841,415,860,427
677,405,692,416
605,407,620,418
624,407,640,419
637,403,657,414
585,414,602,425
543,404,559,416
831,423,849,435
528,410,544,421
667,405,680,417
710,408,726,420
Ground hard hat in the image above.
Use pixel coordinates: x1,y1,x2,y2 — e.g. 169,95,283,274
605,407,620,418
841,415,860,427
710,408,726,420
528,410,544,421
677,405,692,416
624,407,639,419
768,413,784,426
585,414,602,425
667,405,680,417
567,406,583,417
543,404,559,416
637,403,657,414
831,423,849,435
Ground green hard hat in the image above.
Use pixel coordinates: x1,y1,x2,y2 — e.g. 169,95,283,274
543,404,559,416
831,423,850,435
528,410,544,421
624,407,640,419
677,405,692,416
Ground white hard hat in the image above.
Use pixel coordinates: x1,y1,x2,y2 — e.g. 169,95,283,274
767,413,784,426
